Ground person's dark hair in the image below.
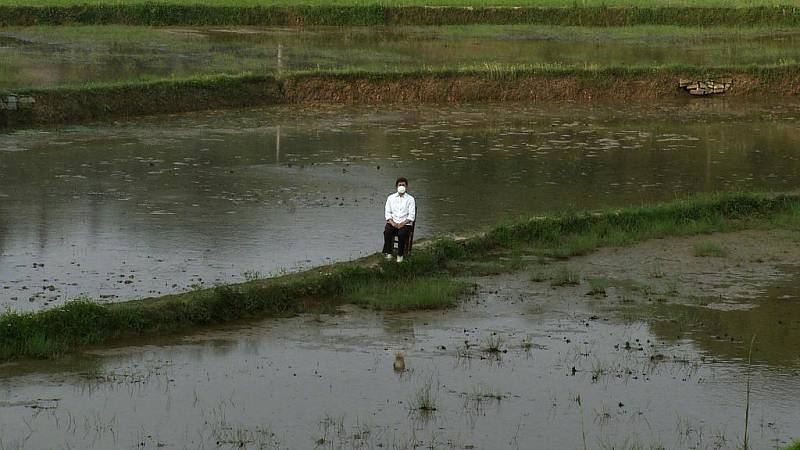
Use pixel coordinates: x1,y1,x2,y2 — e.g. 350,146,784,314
395,177,408,187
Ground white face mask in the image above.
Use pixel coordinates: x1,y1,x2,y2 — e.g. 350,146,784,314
397,185,407,194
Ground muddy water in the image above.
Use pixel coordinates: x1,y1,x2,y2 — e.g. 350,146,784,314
3,25,800,88
0,231,798,449
3,100,800,311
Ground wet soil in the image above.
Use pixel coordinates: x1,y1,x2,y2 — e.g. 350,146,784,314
0,229,798,449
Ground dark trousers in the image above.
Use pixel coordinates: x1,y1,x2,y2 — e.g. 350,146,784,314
383,223,412,257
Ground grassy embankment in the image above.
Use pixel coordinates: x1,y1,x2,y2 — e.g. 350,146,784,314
4,24,797,91
2,0,798,6
2,3,800,26
1,191,800,362
3,62,800,128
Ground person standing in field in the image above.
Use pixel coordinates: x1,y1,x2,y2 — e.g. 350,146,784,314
383,177,415,263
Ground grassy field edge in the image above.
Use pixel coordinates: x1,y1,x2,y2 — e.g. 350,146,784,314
1,191,799,362
3,63,800,129
3,4,800,26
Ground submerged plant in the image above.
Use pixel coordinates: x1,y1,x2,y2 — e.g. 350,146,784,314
521,334,535,350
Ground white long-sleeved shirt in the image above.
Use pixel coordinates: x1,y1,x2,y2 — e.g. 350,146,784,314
385,192,416,225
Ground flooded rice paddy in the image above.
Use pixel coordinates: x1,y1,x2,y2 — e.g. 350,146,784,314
3,100,800,311
0,230,798,449
3,25,800,88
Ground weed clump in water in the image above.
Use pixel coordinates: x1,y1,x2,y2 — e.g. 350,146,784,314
550,266,581,287
587,277,611,296
529,265,550,282
521,334,534,350
409,377,438,416
693,242,729,257
483,333,506,354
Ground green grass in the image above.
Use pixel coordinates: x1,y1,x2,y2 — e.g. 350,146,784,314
345,276,470,310
409,378,437,413
550,266,581,286
4,24,800,91
483,333,505,353
693,241,729,257
544,232,601,259
449,253,527,276
10,59,800,94
782,442,800,450
530,265,550,282
587,277,611,296
2,191,800,361
2,3,800,27
0,0,797,7
6,61,800,129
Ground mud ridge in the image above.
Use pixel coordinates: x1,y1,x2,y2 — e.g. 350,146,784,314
2,67,800,129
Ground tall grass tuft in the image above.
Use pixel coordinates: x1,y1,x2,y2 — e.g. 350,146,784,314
345,276,470,311
551,266,581,286
2,3,800,27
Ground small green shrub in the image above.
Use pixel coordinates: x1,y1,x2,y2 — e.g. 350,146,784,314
551,266,581,286
530,265,550,282
587,277,611,296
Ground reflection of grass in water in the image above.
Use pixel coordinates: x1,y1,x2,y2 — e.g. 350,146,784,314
345,276,470,311
314,414,376,449
211,422,281,449
693,242,729,257
462,383,508,413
